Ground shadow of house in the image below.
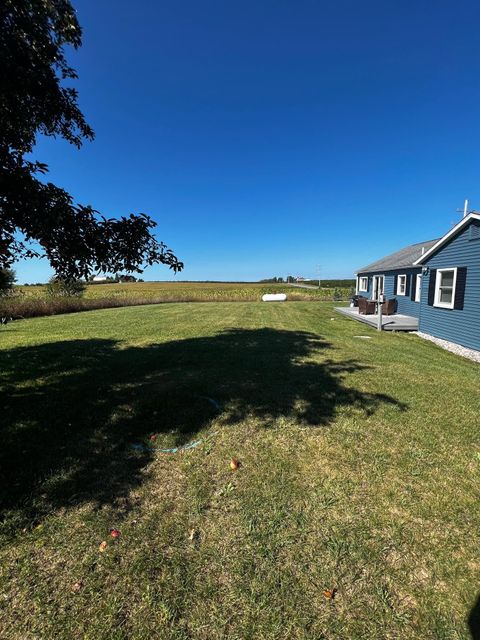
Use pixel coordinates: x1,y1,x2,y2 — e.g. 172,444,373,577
0,328,406,538
469,595,480,639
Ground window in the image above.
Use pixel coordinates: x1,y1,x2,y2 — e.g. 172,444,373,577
434,268,457,309
397,274,407,296
358,276,368,292
415,273,421,302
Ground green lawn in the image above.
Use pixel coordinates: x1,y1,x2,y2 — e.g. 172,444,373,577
0,302,479,639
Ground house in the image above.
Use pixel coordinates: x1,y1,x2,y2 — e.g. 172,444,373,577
354,212,480,352
356,238,439,318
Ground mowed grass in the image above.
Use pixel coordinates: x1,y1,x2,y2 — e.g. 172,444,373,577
0,301,479,639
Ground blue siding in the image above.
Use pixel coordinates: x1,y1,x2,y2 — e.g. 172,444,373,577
419,219,480,351
357,268,423,317
356,274,373,298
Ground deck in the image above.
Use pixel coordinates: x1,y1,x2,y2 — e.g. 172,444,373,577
335,306,418,331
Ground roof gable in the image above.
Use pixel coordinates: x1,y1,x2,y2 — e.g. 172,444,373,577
413,213,480,264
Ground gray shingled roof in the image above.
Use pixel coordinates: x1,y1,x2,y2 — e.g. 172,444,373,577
357,239,439,274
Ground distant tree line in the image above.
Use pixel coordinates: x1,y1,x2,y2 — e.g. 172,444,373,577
259,276,301,283
307,279,356,288
259,277,285,283
87,274,144,284
258,277,356,287
19,273,144,287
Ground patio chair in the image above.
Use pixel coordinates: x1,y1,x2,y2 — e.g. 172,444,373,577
358,297,376,315
382,298,397,316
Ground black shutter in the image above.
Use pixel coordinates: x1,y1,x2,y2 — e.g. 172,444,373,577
427,269,437,306
410,274,417,301
454,267,467,310
405,274,411,297
393,275,398,296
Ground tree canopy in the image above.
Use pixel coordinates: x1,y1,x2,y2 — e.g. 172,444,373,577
0,0,183,279
0,268,16,293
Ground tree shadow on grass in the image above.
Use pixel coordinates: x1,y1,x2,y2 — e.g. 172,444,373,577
0,327,406,538
469,595,480,639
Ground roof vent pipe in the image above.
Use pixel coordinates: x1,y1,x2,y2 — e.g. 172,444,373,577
464,199,469,218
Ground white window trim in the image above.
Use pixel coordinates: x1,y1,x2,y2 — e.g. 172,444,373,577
358,276,368,293
434,267,457,310
396,274,407,296
415,273,421,303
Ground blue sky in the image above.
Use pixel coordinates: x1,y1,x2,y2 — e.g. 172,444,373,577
16,0,480,283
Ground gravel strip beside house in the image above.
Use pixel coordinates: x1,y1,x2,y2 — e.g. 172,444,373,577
416,331,480,363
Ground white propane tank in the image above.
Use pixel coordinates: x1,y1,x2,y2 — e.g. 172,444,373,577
262,293,287,302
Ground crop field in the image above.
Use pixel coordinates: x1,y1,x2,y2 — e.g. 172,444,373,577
3,281,354,319
85,281,350,301
0,301,479,639
18,280,353,302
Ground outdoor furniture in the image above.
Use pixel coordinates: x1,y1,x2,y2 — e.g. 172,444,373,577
382,298,397,315
358,297,376,315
